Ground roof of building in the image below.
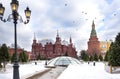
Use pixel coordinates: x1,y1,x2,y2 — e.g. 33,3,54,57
38,39,69,46
90,20,97,36
9,44,21,49
38,39,54,46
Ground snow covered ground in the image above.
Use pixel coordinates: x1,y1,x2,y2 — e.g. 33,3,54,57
57,62,120,79
0,61,48,79
0,61,120,79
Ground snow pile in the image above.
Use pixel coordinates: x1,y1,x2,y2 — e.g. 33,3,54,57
57,62,120,79
0,61,48,79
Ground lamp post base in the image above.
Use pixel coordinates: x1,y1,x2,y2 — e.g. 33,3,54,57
13,63,20,79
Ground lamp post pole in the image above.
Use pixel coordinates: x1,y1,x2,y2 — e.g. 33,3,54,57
0,0,31,79
13,11,19,79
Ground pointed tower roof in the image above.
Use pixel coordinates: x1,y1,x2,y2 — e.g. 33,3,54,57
33,32,37,44
55,30,61,44
90,20,97,36
34,32,36,40
70,35,72,44
57,30,59,37
92,20,95,29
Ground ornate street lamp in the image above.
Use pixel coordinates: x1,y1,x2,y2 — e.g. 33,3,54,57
0,0,31,79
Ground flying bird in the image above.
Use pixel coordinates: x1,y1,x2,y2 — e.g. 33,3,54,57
65,3,67,6
73,21,75,23
114,14,116,16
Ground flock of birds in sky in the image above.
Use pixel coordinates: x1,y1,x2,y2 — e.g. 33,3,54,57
62,1,120,33
64,2,119,24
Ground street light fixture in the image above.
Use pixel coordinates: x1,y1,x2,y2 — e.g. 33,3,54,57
24,7,31,24
0,3,5,22
11,0,19,11
0,0,31,79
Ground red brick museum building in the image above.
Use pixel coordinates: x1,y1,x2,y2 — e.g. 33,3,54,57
31,32,77,60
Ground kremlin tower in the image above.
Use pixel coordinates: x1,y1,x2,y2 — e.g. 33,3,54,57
87,21,100,56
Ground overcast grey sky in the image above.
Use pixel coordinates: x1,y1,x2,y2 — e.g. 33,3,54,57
0,0,120,52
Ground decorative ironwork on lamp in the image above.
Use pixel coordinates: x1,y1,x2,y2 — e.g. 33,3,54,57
0,0,31,79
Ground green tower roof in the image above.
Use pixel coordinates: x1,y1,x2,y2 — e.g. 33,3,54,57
90,21,97,36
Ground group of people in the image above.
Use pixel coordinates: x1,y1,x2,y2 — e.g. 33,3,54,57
88,61,96,66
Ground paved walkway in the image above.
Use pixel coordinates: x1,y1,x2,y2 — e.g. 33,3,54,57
27,67,66,79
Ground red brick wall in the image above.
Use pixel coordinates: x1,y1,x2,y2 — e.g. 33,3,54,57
31,41,77,59
87,36,100,56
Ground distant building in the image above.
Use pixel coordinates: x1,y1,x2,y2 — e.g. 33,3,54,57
8,44,30,60
100,40,112,58
87,21,112,57
87,21,101,56
31,31,77,60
